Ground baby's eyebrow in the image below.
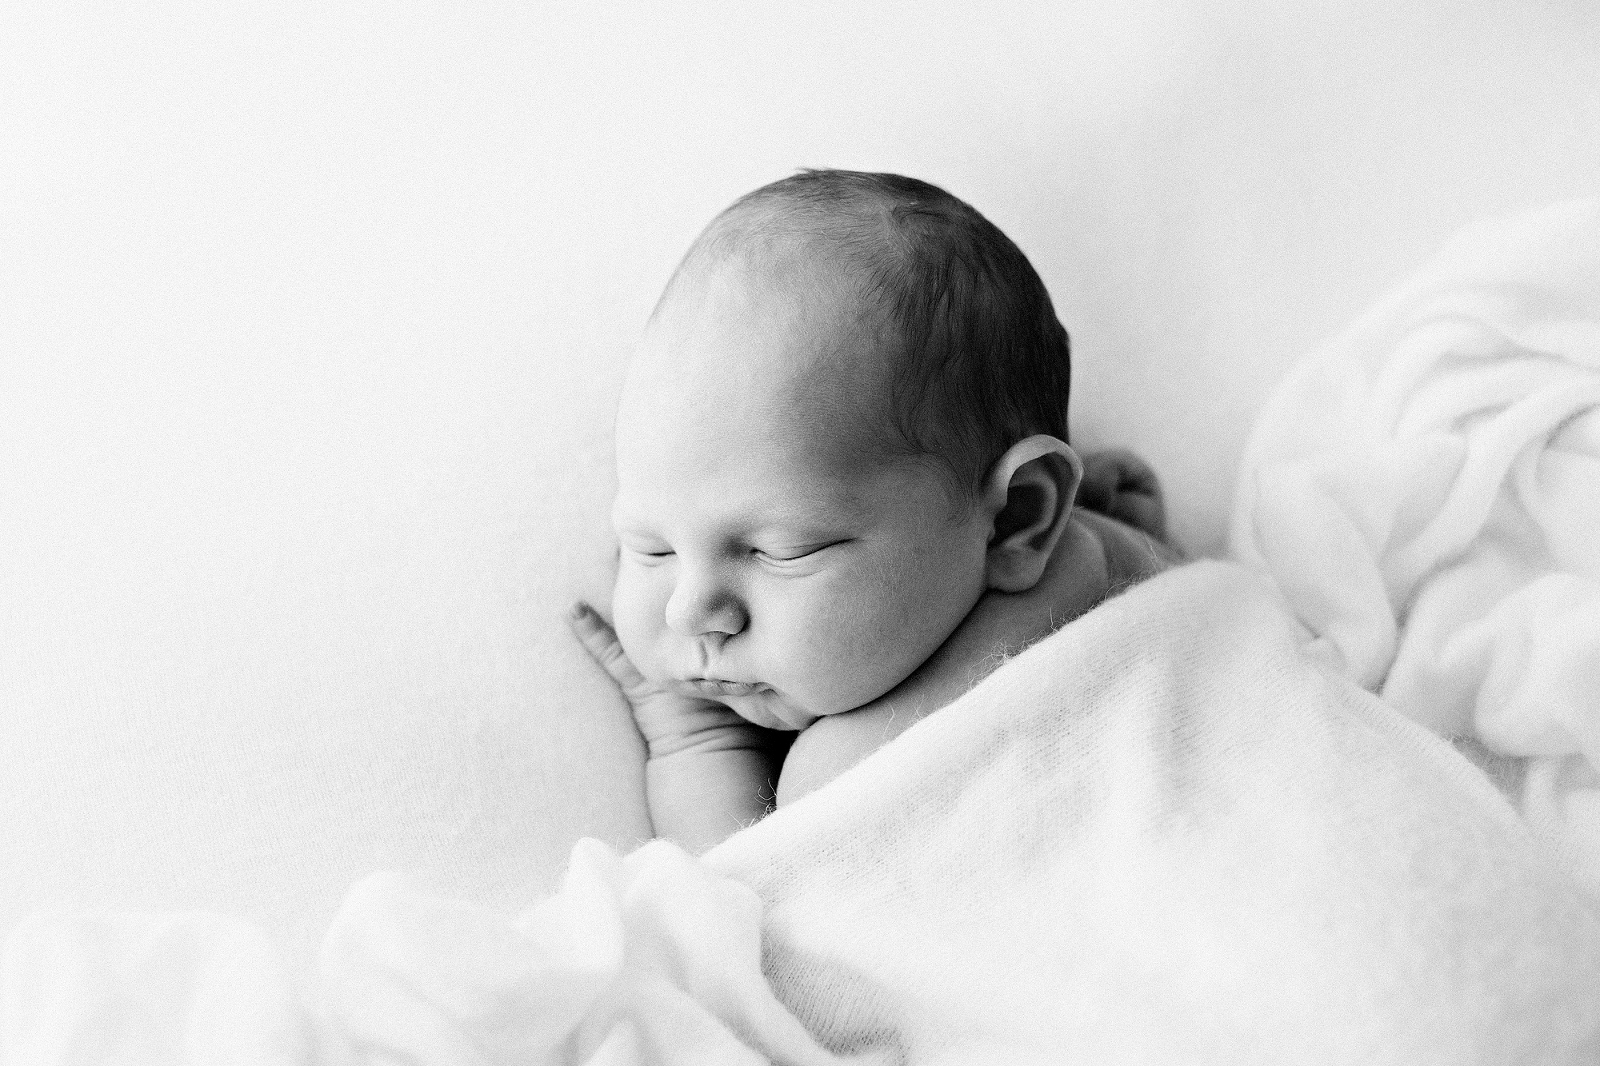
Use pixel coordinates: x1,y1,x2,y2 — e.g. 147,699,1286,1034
749,513,851,537
608,503,655,533
611,516,660,537
611,487,867,539
742,521,863,550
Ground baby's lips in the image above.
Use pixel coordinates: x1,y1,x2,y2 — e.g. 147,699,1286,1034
673,678,765,698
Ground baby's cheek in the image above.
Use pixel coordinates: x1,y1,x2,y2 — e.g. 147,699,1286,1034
830,550,984,690
785,588,917,709
610,571,663,672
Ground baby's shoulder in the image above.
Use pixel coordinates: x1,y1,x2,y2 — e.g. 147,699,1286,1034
778,700,912,807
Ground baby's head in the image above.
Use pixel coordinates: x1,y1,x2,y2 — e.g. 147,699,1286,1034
611,170,1079,730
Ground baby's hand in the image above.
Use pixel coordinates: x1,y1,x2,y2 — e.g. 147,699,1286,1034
569,601,785,850
1077,448,1168,544
568,602,750,755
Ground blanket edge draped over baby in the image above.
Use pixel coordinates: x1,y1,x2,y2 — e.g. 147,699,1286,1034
705,560,1600,1064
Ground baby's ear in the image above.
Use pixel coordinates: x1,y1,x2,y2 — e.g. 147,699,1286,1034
982,435,1083,594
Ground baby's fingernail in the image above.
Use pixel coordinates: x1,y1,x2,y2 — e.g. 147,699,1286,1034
569,602,590,621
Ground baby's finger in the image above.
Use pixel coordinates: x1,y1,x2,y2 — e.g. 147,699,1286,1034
1079,448,1166,541
568,602,652,698
1108,449,1162,501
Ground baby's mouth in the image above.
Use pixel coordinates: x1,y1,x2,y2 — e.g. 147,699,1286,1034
674,677,769,698
669,679,815,731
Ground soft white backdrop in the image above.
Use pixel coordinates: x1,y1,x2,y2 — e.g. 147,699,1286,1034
3,0,1597,962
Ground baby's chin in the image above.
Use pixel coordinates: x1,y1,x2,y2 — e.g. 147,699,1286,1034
722,672,909,732
721,688,821,732
657,667,910,732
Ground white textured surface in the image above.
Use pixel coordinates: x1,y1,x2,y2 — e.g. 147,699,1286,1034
1230,198,1600,888
2,0,1597,963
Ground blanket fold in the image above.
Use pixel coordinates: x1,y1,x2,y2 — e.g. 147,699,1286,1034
1229,199,1600,885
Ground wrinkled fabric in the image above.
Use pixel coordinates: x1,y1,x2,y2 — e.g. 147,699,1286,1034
1,910,325,1065
3,841,863,1065
1229,199,1600,885
319,840,859,1066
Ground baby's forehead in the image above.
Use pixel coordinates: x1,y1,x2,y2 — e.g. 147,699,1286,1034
661,240,877,334
640,254,899,404
617,359,896,479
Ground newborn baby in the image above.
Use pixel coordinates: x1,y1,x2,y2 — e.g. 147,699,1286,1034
572,170,1177,850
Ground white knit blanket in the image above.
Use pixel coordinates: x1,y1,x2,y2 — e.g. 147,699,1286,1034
1230,198,1600,887
8,563,1600,1064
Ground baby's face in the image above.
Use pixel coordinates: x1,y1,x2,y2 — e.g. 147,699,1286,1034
611,262,990,731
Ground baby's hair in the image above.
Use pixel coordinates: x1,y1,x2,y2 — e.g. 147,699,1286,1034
662,169,1071,509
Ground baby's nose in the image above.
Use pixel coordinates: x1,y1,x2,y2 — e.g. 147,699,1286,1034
663,569,748,639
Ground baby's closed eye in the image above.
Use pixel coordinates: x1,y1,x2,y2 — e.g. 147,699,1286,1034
754,539,849,564
618,538,676,564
